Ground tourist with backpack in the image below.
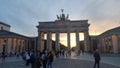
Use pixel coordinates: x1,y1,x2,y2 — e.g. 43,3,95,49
41,50,47,68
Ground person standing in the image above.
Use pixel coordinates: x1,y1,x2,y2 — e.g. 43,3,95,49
41,51,47,68
93,49,101,68
1,52,6,64
36,51,42,68
25,52,30,66
30,51,36,68
47,51,54,68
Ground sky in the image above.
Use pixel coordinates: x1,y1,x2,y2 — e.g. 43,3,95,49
0,0,120,47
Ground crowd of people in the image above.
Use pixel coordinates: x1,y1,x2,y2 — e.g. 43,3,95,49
21,50,55,68
0,49,101,68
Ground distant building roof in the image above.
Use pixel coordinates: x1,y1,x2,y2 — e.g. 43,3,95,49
100,26,120,36
0,30,29,39
0,21,11,27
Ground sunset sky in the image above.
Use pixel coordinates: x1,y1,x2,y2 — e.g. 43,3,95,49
0,0,120,47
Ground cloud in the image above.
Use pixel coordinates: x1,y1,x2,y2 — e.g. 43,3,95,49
0,0,120,46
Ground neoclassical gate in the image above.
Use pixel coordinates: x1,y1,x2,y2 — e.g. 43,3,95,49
37,11,90,52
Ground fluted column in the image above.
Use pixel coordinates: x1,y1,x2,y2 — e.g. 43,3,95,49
6,37,8,52
26,40,29,51
34,39,37,52
11,37,14,52
118,35,120,53
21,40,24,52
47,32,52,51
49,32,52,51
19,39,22,52
76,31,80,51
84,31,90,52
16,38,18,52
29,40,32,51
39,32,44,52
103,37,106,53
112,35,118,53
37,32,40,51
99,37,103,53
23,40,25,52
38,32,45,52
55,32,60,51
109,36,113,53
67,32,71,50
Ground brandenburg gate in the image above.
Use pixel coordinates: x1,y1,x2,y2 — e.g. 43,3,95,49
37,10,90,52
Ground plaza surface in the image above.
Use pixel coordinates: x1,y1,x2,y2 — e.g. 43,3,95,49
0,54,120,68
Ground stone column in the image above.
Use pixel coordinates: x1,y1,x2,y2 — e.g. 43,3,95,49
26,40,29,50
34,39,36,52
38,32,44,52
67,32,71,50
84,31,90,52
110,36,113,53
24,39,28,51
6,37,8,53
99,37,103,53
42,32,45,51
76,31,80,51
28,40,31,51
11,37,14,52
55,32,60,51
112,35,118,53
21,40,24,52
50,32,52,51
23,40,25,52
37,32,42,52
47,32,52,51
103,37,106,53
118,35,120,53
19,39,22,52
16,38,18,52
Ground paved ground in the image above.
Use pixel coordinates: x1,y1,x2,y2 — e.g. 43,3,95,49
0,54,120,68
70,53,120,67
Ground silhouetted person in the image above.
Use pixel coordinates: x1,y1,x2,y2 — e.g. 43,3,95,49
41,51,47,68
93,49,101,68
1,52,6,64
30,51,36,68
36,51,42,68
25,52,30,66
47,51,54,68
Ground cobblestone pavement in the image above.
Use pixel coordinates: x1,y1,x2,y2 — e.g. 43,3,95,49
74,53,120,67
0,57,120,68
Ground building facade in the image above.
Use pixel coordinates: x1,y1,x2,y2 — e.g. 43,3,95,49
0,21,37,53
1,15,119,54
90,26,120,53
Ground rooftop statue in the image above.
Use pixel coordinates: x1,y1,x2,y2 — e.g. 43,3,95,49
57,9,69,20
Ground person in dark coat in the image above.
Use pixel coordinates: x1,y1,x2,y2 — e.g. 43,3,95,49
93,49,101,68
41,51,47,68
1,52,6,64
47,51,54,68
30,51,36,68
36,51,42,68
